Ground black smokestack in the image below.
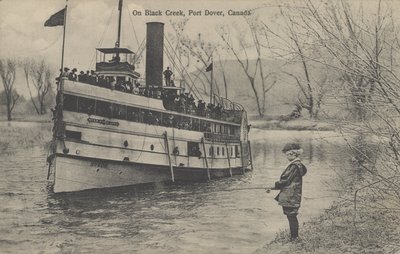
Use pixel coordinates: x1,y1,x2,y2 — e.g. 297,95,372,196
146,22,164,88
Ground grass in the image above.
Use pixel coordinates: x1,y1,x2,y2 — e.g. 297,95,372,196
0,113,52,122
0,122,52,152
254,197,400,254
250,118,336,131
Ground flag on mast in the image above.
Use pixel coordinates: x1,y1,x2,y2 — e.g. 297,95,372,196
44,8,66,27
206,63,213,72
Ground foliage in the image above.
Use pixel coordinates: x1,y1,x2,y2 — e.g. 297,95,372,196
217,15,277,117
21,58,54,115
0,58,19,121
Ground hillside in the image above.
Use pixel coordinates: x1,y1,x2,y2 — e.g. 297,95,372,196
183,58,345,119
184,58,308,117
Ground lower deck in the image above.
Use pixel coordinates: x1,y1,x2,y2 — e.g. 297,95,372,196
51,155,248,193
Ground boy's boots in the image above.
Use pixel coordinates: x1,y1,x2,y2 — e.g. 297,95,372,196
287,215,299,240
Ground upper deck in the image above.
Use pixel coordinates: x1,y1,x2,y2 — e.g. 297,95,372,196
62,79,243,127
95,47,140,78
61,79,244,143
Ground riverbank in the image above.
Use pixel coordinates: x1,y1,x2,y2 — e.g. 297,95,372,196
0,121,52,152
249,118,335,131
255,193,400,254
0,113,52,123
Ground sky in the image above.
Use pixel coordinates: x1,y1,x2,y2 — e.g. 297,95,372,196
0,0,394,97
0,0,279,71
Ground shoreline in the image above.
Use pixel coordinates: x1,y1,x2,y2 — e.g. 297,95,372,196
0,119,52,123
249,118,336,132
254,184,400,254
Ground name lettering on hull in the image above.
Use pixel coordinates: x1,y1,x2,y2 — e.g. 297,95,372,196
88,117,119,126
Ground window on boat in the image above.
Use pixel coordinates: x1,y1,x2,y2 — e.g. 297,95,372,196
127,106,139,122
192,118,200,131
188,142,202,157
96,100,112,118
63,94,78,112
200,121,206,132
62,96,240,141
231,126,238,136
112,103,127,120
209,146,214,156
222,147,225,156
140,109,148,123
231,147,234,157
178,116,191,130
235,145,240,157
230,125,234,135
65,130,82,140
208,122,212,132
162,113,174,127
78,97,95,115
145,110,160,125
217,147,220,156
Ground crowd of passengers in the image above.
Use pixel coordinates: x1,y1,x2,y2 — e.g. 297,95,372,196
58,67,241,123
59,67,137,93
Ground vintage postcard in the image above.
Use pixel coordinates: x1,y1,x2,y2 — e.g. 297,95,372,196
1,0,399,253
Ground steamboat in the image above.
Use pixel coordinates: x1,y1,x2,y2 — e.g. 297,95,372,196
47,0,252,193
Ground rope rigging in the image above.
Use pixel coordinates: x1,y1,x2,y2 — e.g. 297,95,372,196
164,45,204,102
133,38,146,67
163,35,207,102
124,4,140,50
88,6,116,70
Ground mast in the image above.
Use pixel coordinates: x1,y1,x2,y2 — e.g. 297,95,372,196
60,0,68,92
116,0,123,48
210,57,213,104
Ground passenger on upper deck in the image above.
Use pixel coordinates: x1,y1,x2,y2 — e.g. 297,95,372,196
89,70,97,85
110,77,116,90
197,100,206,116
78,71,85,83
68,68,77,81
115,80,127,92
109,54,120,63
163,67,173,86
63,65,242,124
132,82,140,95
85,71,90,82
62,67,70,78
125,80,133,93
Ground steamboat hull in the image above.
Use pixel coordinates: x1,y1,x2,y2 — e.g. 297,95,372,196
52,155,247,193
48,17,252,193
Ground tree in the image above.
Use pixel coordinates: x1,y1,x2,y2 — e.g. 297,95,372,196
294,0,386,121
22,59,53,115
181,33,220,96
0,58,19,121
217,15,277,117
168,18,190,68
261,6,333,119
294,0,400,210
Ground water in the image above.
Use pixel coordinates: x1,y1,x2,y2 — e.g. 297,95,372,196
0,124,352,254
